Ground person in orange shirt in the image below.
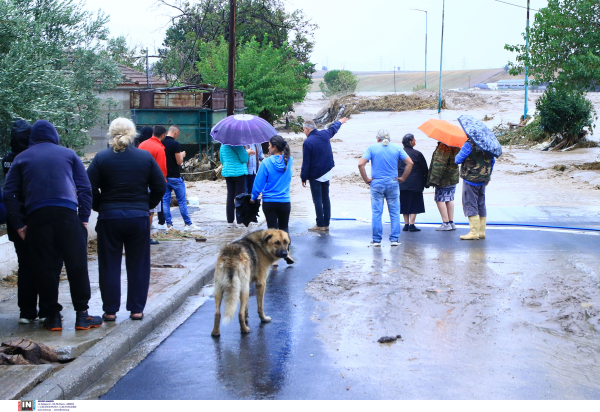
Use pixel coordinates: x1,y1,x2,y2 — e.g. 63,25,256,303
138,126,167,244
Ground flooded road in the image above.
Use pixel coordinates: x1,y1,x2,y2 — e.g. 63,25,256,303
103,222,600,399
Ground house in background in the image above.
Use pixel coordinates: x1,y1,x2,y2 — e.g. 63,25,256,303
86,65,168,153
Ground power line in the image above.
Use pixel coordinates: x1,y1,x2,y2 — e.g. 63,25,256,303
494,0,538,11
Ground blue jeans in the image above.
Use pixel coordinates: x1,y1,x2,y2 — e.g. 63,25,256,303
370,179,401,242
163,177,192,226
309,180,331,227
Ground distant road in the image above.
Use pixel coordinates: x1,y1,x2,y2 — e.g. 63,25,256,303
311,68,526,93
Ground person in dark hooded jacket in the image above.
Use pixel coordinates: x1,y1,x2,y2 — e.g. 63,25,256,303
134,126,153,148
4,119,102,332
2,120,62,324
2,119,31,176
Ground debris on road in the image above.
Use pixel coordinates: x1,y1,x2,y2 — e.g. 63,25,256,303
377,336,399,343
0,338,59,365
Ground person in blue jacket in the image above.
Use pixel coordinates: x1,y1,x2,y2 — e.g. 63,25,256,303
251,135,294,264
300,117,348,232
4,120,102,332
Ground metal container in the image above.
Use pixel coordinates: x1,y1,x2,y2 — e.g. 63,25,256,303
130,85,245,159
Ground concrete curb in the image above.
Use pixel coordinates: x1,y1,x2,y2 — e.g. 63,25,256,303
23,255,217,400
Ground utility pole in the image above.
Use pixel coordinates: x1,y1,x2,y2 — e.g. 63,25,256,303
524,0,530,120
146,48,150,89
438,0,445,113
412,9,428,90
393,66,397,94
227,0,236,117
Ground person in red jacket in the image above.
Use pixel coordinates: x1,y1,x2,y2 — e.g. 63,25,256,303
138,126,167,244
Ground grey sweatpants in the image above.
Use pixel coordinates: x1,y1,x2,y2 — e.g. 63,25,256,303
462,183,486,217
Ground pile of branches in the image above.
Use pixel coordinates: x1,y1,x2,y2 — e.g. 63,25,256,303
181,152,222,181
314,94,444,126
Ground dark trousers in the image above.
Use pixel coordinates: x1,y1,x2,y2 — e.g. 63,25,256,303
246,174,256,194
10,227,39,319
27,207,90,315
462,183,487,217
226,176,247,224
262,202,291,234
157,210,165,225
309,180,331,227
96,217,151,314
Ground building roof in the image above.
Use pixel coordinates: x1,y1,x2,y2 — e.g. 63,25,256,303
117,64,168,88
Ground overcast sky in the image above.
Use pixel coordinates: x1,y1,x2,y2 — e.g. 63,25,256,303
83,0,548,72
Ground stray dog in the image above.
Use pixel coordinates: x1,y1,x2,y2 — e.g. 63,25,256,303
211,229,292,336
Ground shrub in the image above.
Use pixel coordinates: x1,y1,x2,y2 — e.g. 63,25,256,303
536,86,597,150
319,70,359,98
413,84,425,92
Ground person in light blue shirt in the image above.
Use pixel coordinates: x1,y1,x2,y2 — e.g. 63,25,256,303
358,130,414,246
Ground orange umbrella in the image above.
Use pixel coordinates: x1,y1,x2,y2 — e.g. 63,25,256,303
418,119,468,148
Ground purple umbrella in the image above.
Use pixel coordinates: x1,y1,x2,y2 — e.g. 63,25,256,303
210,114,278,146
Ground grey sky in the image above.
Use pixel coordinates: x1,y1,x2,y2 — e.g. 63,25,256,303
83,0,548,71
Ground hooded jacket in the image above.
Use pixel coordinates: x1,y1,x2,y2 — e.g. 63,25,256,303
2,119,31,176
3,120,92,229
251,154,293,203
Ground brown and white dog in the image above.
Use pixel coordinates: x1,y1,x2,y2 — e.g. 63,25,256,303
211,229,292,336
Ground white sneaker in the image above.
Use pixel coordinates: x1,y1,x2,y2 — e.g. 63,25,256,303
19,317,37,324
151,222,158,229
183,224,202,232
227,222,237,228
450,222,456,230
156,223,168,230
390,241,400,246
436,223,453,231
370,241,381,247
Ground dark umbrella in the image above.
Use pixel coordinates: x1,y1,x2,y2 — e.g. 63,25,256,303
457,115,503,158
211,114,277,146
235,193,261,227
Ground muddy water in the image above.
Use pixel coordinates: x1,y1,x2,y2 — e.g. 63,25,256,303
305,225,600,399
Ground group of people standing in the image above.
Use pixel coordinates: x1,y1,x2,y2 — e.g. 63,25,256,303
0,117,199,330
359,129,494,245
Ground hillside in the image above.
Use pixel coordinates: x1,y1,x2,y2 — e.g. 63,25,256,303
311,69,527,93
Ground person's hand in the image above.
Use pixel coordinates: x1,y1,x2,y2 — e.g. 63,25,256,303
397,176,406,184
339,117,348,124
181,151,186,158
82,222,88,228
364,177,373,185
18,226,27,241
246,149,256,156
302,181,307,188
250,199,255,204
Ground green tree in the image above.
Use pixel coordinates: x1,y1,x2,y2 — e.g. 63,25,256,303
105,36,145,73
0,0,121,153
505,0,600,90
536,86,597,150
155,0,317,85
196,36,311,124
319,70,359,98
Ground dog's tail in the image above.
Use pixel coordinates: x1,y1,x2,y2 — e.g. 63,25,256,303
221,265,242,325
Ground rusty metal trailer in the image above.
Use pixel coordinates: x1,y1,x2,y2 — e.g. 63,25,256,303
130,85,245,159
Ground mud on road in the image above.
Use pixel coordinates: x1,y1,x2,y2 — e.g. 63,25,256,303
305,228,600,399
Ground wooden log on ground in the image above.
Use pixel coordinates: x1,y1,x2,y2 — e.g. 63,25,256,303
1,338,56,365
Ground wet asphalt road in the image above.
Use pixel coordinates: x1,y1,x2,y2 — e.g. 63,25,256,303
103,222,600,400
